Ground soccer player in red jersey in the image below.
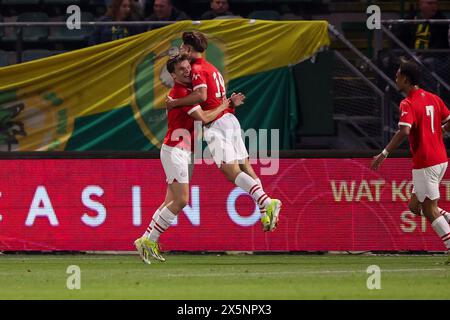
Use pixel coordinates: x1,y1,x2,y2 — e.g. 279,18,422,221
371,59,450,263
134,54,244,264
166,31,282,232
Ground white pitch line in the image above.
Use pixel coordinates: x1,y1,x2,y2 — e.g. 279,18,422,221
162,268,448,278
0,260,446,277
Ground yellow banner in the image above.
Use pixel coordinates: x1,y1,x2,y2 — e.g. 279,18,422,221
0,19,329,151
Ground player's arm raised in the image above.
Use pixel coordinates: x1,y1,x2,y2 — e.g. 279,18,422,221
189,97,230,125
166,87,207,109
370,125,411,171
229,92,245,107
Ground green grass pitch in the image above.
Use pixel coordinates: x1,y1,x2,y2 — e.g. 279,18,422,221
0,253,449,299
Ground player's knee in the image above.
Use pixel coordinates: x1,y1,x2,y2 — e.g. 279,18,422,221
238,162,248,171
175,194,189,209
221,166,238,182
408,201,420,215
180,196,189,208
227,172,238,183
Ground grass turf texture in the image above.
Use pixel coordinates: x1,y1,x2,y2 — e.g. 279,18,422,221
0,254,449,299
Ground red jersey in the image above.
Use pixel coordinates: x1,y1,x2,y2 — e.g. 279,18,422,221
191,57,233,121
163,82,201,151
398,88,450,169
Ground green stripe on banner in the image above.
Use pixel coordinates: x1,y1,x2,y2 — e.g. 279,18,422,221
0,90,17,104
65,67,298,151
65,105,153,151
231,66,298,150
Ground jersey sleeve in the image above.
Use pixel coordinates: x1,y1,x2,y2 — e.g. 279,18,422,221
182,104,201,116
438,96,450,124
398,101,414,128
191,67,208,92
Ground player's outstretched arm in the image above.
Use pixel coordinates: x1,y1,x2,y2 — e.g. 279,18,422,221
229,92,245,108
189,97,230,125
166,87,207,109
370,125,410,171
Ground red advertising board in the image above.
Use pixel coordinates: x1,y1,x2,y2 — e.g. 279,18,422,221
0,158,448,251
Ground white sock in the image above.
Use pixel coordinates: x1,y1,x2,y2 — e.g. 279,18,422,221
235,172,272,209
254,178,267,217
148,206,177,242
431,216,450,250
438,207,450,224
143,208,160,238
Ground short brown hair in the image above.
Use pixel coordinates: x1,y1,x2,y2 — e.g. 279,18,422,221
166,54,189,74
399,59,421,85
182,31,208,52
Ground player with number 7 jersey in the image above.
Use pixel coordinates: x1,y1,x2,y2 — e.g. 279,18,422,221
370,59,450,264
398,88,450,170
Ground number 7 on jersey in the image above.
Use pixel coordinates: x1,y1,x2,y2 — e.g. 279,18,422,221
426,105,435,133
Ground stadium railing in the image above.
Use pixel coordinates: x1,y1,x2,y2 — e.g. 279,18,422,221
376,19,450,104
328,24,404,148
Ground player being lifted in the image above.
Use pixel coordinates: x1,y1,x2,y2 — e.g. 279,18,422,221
166,31,282,232
371,59,450,264
134,54,244,264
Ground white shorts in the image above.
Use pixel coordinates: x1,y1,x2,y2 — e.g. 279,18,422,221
412,162,448,202
160,144,193,184
203,113,249,167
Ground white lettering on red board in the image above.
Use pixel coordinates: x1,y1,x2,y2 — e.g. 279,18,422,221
21,185,259,227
